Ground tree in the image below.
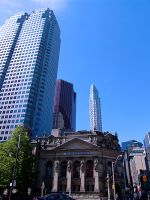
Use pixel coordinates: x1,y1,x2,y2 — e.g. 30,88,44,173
0,126,37,194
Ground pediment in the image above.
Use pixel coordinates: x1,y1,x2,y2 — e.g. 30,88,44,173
53,138,99,151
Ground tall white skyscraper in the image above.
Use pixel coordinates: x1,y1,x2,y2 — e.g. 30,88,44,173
0,8,60,141
89,84,102,132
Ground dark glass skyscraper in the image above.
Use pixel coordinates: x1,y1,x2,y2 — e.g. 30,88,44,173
53,79,76,131
0,8,60,141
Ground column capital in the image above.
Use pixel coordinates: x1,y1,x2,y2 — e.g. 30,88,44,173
54,160,59,173
94,159,99,172
67,160,72,172
80,160,85,173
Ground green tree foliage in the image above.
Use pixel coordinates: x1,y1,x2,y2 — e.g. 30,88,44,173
0,126,36,194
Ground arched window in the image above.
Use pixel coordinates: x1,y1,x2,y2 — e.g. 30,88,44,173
73,161,80,178
46,161,53,178
107,161,112,175
60,161,67,178
86,160,93,178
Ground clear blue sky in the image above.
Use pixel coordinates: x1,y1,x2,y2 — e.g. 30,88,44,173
0,0,150,144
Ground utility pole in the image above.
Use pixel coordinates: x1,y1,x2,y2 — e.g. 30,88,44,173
8,134,21,200
107,173,111,200
112,161,116,200
112,154,122,200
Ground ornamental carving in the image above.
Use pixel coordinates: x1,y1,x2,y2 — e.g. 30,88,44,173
80,160,85,173
67,160,72,172
94,159,98,172
55,161,59,173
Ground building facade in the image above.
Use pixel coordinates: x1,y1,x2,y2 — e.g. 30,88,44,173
33,131,124,199
89,84,102,132
53,79,76,131
123,144,148,189
0,8,60,141
129,147,146,186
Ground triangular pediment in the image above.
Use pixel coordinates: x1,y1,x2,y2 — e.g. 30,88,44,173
53,138,99,151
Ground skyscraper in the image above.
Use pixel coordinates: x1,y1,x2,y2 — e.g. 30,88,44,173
53,79,76,131
0,8,60,141
122,140,143,151
144,132,150,149
89,84,102,132
144,132,150,175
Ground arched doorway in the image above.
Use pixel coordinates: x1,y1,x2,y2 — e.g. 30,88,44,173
45,161,53,193
72,161,80,192
59,161,67,192
85,160,94,192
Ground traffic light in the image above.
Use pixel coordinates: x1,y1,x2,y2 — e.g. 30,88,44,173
143,175,148,182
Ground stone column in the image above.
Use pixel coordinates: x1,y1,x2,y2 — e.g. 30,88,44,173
41,181,45,197
94,159,100,192
52,160,59,192
80,160,85,192
66,160,72,193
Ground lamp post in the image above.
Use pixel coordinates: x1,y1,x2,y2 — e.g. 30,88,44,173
8,134,21,200
107,173,111,200
112,154,122,200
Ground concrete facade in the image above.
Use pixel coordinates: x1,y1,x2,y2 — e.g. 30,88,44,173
124,146,147,188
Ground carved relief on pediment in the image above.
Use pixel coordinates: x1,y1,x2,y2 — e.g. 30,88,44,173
58,139,98,150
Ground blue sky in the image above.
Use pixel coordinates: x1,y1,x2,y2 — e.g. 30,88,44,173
0,0,150,144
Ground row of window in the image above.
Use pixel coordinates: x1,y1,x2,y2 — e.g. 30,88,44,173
1,90,30,97
0,119,24,124
0,108,26,114
0,124,21,131
0,136,10,141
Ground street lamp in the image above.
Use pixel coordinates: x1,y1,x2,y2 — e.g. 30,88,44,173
112,154,122,200
8,134,21,200
107,173,111,200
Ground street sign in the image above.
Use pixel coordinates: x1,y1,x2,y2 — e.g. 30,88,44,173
10,180,16,187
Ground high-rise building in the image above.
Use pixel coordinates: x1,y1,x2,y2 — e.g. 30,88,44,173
89,84,102,132
144,132,150,180
122,140,143,151
144,132,150,149
0,8,60,141
53,79,76,131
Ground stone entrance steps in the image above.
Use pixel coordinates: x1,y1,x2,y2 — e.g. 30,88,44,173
70,193,107,200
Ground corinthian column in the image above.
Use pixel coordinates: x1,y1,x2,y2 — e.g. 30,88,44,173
66,160,72,193
52,160,59,192
94,159,100,192
80,160,85,192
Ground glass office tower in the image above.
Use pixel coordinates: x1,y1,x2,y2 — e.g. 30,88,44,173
89,84,102,132
53,79,76,131
0,8,60,141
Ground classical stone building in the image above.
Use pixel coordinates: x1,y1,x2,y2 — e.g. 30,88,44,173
33,131,124,199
